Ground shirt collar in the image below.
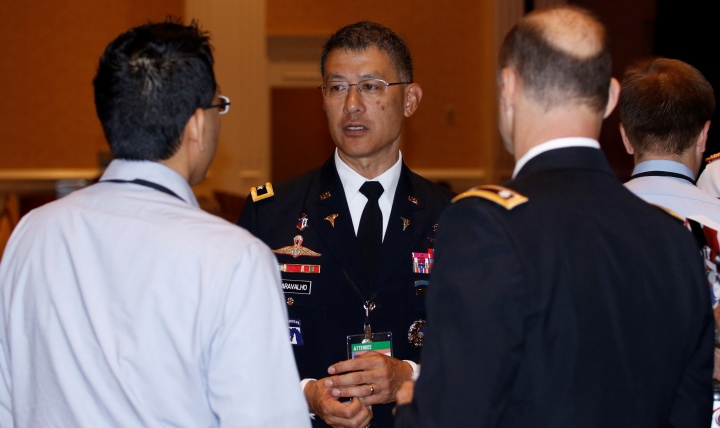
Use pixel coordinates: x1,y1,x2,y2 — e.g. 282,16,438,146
513,137,601,178
99,159,199,207
334,149,402,204
632,159,695,179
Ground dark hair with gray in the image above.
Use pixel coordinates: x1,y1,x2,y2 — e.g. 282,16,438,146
93,19,216,161
498,6,611,113
320,21,413,82
619,57,715,156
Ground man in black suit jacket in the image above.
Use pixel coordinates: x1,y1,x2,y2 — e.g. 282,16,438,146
239,21,454,428
394,5,714,428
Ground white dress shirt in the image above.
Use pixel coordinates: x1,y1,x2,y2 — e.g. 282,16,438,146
335,149,402,241
625,159,720,224
0,159,310,428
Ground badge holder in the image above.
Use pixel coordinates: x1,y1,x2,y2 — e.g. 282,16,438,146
347,332,393,359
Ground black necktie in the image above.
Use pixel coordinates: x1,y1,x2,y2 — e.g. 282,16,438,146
358,181,384,273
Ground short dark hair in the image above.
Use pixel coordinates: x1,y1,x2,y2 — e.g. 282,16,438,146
320,21,413,82
619,57,716,156
498,6,611,113
93,19,216,161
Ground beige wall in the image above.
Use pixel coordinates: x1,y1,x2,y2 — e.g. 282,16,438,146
267,0,503,186
1,0,505,195
0,0,184,169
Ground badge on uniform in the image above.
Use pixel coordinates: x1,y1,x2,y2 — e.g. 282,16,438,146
289,319,304,345
347,332,392,359
412,249,434,274
251,182,274,202
297,213,308,231
408,320,425,348
273,235,321,258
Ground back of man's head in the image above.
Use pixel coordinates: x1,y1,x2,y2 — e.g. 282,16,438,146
320,21,413,82
619,57,715,157
93,19,216,161
499,5,611,114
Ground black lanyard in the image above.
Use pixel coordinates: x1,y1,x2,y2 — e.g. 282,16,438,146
342,269,381,341
628,170,696,185
100,178,186,203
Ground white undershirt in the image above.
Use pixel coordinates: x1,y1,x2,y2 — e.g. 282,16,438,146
334,149,402,241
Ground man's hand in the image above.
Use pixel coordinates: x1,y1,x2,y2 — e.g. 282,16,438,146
395,380,415,406
324,351,414,406
304,379,372,428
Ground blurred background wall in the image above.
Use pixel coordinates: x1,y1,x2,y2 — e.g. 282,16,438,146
1,0,717,246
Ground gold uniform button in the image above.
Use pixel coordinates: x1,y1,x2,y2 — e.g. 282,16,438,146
287,297,295,306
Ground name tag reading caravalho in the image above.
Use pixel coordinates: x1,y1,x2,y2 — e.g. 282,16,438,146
282,280,312,295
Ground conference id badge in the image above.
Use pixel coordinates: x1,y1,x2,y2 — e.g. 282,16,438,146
347,332,393,359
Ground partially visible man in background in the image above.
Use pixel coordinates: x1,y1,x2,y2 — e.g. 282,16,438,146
621,57,718,221
0,20,309,428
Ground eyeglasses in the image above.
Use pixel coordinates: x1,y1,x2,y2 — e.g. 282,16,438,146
205,95,231,114
319,79,410,99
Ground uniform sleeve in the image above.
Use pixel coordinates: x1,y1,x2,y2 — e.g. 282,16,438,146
408,201,528,427
206,240,311,428
668,252,715,427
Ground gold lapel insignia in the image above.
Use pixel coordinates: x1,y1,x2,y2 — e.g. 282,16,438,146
324,214,339,227
408,195,418,205
401,217,411,231
432,223,439,232
250,182,274,202
273,235,321,258
427,237,436,244
319,191,332,200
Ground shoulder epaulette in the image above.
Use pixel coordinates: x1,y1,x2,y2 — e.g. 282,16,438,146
250,182,274,202
452,185,528,210
706,152,720,163
651,204,684,222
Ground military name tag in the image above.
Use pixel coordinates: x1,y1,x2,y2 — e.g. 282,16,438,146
282,279,311,294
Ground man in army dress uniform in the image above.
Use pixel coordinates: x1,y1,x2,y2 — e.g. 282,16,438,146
239,21,454,428
394,6,713,428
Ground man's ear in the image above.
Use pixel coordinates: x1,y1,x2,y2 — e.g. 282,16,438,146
603,77,620,119
619,123,634,155
403,83,423,118
696,120,711,154
499,67,517,112
183,108,206,152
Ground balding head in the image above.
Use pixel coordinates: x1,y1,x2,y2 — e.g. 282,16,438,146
499,5,612,113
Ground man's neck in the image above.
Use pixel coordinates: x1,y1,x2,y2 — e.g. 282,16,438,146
635,151,698,178
336,150,400,180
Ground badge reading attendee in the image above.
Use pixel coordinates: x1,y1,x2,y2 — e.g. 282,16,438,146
347,332,392,359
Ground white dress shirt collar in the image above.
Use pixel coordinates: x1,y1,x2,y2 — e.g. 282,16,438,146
100,159,200,207
513,137,601,178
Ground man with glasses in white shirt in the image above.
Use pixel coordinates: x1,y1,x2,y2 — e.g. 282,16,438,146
0,20,309,428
